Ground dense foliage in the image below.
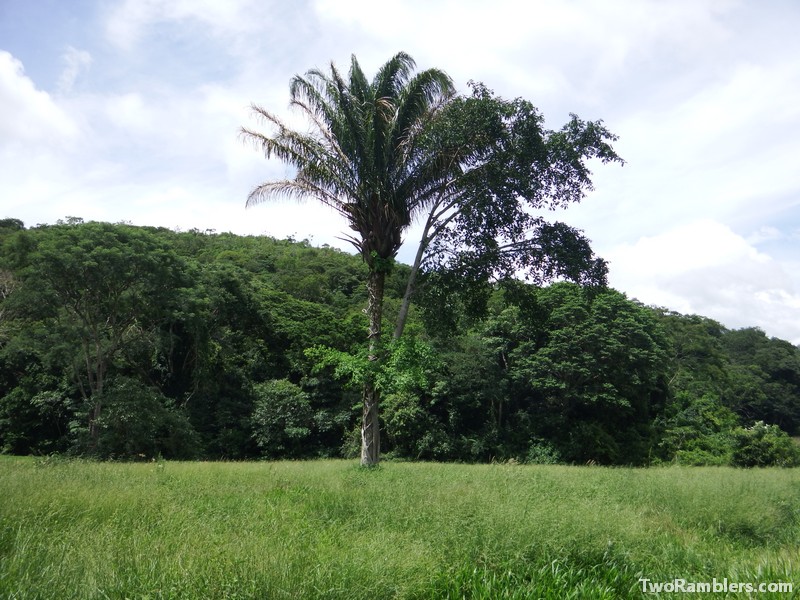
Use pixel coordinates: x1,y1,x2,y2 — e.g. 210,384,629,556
0,219,798,465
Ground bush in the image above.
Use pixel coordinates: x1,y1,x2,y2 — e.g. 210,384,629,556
251,379,313,458
562,422,620,464
731,421,800,467
674,443,732,466
382,392,453,460
523,439,562,464
89,378,200,460
656,394,738,465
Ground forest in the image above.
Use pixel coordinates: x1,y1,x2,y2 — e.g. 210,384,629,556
1,216,798,467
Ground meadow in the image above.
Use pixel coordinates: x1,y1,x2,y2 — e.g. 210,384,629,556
0,457,797,599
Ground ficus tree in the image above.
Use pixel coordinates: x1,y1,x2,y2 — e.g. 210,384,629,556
243,52,622,465
395,82,622,338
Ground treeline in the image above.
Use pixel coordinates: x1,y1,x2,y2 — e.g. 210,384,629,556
0,218,798,466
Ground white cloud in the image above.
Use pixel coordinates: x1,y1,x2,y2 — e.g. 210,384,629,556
564,55,800,251
0,52,87,225
0,51,79,144
101,92,154,133
615,220,769,275
747,226,783,245
104,0,262,50
647,62,800,183
607,219,800,342
57,46,92,94
311,0,737,104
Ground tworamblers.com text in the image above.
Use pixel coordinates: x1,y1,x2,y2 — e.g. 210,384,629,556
638,577,793,594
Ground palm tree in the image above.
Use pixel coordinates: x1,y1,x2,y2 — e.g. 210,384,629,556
242,52,455,465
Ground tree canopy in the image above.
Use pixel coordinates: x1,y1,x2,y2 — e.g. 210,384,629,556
0,220,798,466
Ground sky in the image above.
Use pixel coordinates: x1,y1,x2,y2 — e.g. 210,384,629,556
1,0,799,343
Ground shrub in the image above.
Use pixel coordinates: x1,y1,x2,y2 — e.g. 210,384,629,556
656,394,738,465
674,442,732,466
382,392,453,460
251,379,313,458
523,439,562,464
562,422,620,464
89,377,200,460
731,421,800,467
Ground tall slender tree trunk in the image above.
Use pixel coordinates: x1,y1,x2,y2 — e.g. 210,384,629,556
361,268,385,466
87,342,106,443
393,234,428,340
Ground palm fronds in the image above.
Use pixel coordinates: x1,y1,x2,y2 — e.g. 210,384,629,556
241,52,456,265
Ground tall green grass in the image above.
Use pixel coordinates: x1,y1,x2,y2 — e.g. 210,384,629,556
1,457,797,598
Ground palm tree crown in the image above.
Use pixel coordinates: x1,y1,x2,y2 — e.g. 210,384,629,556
242,52,455,268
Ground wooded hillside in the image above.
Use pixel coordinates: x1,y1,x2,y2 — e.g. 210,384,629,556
1,218,798,466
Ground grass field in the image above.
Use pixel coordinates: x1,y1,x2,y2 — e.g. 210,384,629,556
0,457,798,599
